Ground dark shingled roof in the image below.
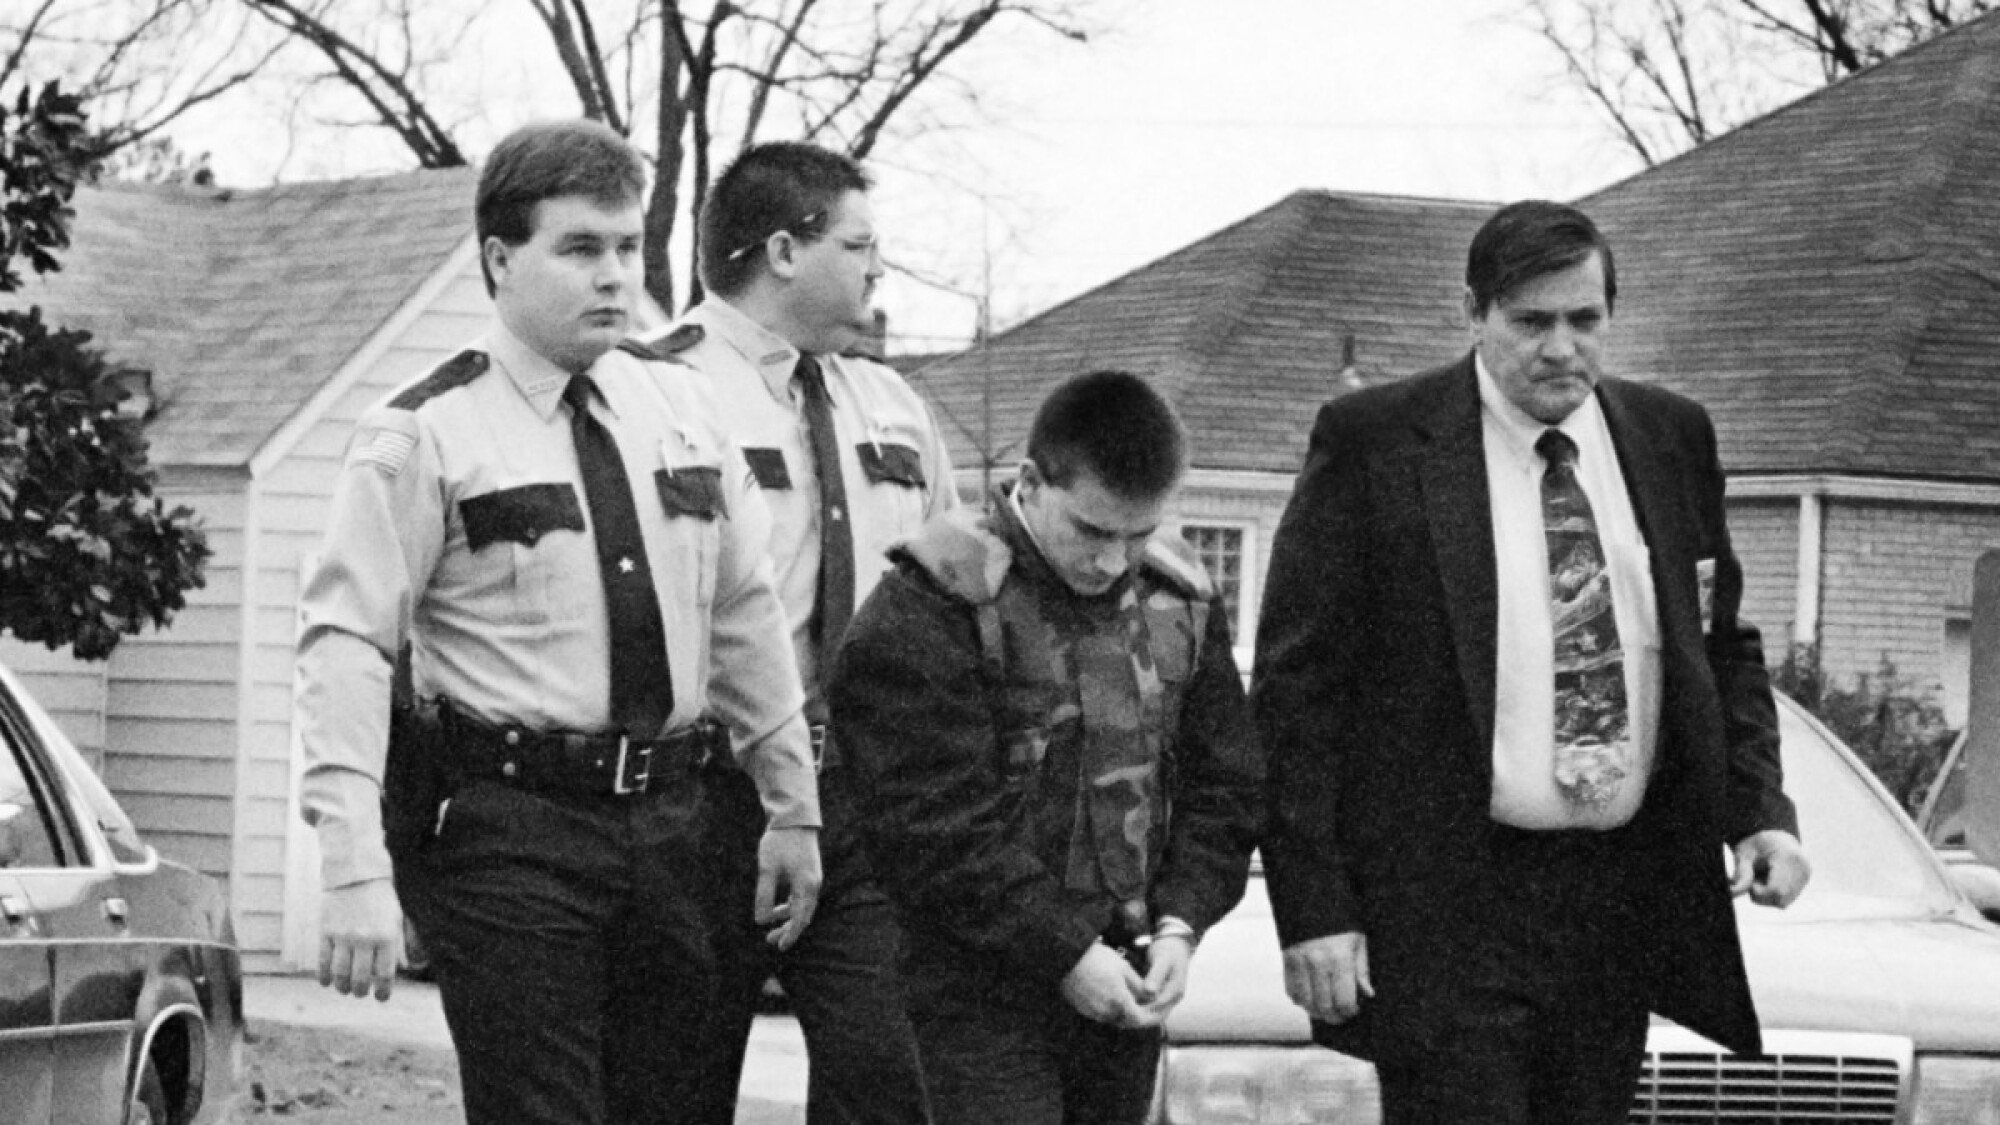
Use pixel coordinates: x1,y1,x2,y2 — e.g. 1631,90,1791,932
1584,8,2000,482
909,190,1492,475
6,168,477,466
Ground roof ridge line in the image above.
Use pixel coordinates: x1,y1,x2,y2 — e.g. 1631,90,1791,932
1837,45,2000,466
1582,6,2000,206
1177,194,1325,378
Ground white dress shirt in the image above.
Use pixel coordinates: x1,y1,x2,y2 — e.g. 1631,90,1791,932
1479,356,1661,830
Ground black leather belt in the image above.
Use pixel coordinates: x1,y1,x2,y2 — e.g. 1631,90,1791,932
422,699,727,798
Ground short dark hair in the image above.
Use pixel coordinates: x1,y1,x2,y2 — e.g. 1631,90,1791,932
475,119,647,294
699,142,871,297
1465,200,1616,317
1027,371,1187,500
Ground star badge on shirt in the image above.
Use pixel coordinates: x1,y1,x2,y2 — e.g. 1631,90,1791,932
619,557,635,574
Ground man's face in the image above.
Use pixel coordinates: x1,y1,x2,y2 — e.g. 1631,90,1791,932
783,189,883,354
1467,250,1611,425
487,194,644,374
1018,463,1171,597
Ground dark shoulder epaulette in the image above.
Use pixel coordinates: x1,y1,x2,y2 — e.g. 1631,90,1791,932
1140,532,1215,601
388,350,487,411
656,323,705,354
617,337,668,363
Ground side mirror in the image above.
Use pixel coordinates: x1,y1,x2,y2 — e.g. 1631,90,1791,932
1941,847,2000,925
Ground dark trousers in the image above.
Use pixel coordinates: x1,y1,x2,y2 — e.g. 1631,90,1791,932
665,765,931,1125
902,958,1161,1125
1374,825,1652,1125
394,777,721,1125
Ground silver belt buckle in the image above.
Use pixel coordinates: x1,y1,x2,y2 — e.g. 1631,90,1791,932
613,735,653,794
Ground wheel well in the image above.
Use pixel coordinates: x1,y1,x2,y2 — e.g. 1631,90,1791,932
139,1012,203,1124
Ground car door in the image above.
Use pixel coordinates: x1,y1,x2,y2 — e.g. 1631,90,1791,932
1,732,62,1125
0,687,134,1124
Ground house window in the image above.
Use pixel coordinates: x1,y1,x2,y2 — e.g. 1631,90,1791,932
1179,523,1249,640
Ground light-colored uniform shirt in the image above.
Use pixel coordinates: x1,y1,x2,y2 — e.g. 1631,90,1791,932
649,298,959,703
295,320,816,889
1479,356,1661,830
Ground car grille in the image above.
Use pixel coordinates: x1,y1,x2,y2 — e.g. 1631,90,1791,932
1628,1031,1909,1124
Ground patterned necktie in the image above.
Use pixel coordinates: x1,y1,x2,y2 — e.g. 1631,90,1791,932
796,355,856,666
564,375,673,736
1537,428,1630,808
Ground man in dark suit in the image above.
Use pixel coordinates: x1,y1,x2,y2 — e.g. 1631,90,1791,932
1253,200,1811,1124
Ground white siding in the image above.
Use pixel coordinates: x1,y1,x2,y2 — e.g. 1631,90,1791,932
0,637,109,771
249,253,490,969
102,467,249,894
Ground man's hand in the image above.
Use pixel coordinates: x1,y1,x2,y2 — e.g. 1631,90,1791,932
1283,931,1372,1025
320,879,404,1001
1140,935,1194,1018
1060,942,1161,1030
756,826,822,950
1731,829,1811,908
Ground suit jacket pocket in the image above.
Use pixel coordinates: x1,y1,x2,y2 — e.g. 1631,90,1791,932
459,483,585,551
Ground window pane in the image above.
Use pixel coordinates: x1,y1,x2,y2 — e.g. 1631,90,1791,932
0,737,62,870
1180,525,1244,627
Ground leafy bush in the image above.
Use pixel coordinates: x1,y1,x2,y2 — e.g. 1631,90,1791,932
1773,642,1956,815
0,81,207,660
0,307,208,659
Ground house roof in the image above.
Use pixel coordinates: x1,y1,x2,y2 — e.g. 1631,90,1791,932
7,168,477,467
910,190,1491,475
1582,9,2000,482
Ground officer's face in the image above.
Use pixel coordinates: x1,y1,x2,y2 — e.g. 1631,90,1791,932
782,190,883,354
1467,251,1611,425
487,194,645,374
1018,463,1172,597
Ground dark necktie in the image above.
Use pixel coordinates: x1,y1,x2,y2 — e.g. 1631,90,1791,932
564,375,672,736
1537,428,1630,808
796,355,856,666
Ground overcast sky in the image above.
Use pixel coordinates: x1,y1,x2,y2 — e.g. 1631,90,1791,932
176,0,1653,351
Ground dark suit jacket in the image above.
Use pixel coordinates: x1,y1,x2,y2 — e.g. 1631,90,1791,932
1252,353,1796,1062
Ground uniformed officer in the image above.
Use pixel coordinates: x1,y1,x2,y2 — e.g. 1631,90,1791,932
645,141,951,1125
293,119,821,1125
828,371,1265,1125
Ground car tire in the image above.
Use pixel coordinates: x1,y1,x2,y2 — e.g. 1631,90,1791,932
124,1056,168,1125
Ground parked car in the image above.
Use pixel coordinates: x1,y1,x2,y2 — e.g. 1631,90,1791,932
1918,728,2000,921
1157,695,2000,1123
0,661,242,1124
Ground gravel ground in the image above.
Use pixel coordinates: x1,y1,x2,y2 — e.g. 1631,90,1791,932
224,1022,461,1124
221,1018,802,1123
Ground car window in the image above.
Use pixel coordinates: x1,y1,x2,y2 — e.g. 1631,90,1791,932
1,671,149,866
1776,699,1957,917
0,734,62,870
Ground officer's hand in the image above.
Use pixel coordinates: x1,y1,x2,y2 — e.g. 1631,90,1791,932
319,879,404,1002
1141,935,1195,1018
1061,942,1161,1030
755,826,822,951
1282,931,1372,1025
1731,829,1811,908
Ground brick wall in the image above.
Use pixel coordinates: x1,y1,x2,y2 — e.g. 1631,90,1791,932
1726,497,1800,654
1815,501,2000,710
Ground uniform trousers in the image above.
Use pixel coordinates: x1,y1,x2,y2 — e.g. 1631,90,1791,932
664,764,932,1125
1373,823,1652,1125
900,950,1162,1125
393,774,720,1125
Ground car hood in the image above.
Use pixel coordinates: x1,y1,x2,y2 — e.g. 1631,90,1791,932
1740,908,2000,1052
1168,881,2000,1051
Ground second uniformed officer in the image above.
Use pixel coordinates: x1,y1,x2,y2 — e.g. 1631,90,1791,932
829,371,1265,1124
647,140,952,1125
293,119,821,1125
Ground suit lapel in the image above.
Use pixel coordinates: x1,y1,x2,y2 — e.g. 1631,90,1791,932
1408,357,1500,758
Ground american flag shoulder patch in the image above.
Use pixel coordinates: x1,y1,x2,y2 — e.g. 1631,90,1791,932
352,428,417,477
